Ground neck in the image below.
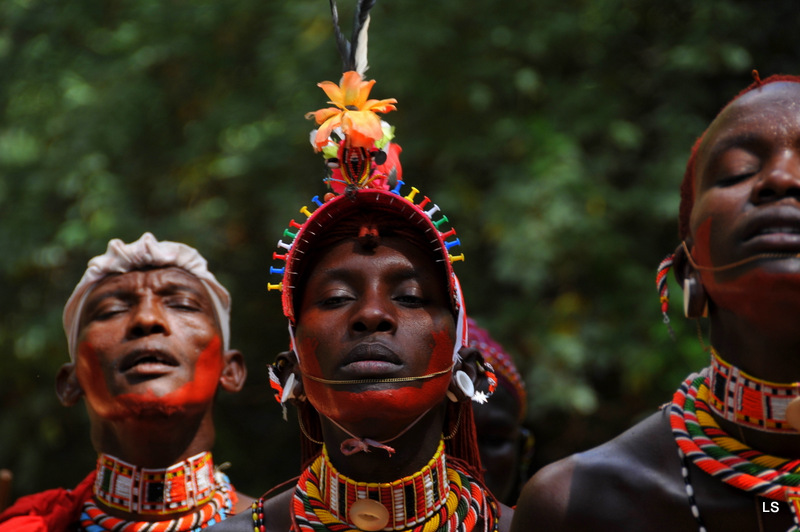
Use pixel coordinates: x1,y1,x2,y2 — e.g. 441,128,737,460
709,307,800,382
321,405,447,483
93,451,222,517
91,410,215,468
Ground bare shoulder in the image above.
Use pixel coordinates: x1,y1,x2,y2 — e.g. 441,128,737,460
208,488,294,532
497,502,514,532
510,449,578,532
512,410,693,532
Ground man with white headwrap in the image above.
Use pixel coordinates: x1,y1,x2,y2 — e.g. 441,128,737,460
0,233,252,531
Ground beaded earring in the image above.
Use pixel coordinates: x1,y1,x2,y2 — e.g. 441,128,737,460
656,253,677,339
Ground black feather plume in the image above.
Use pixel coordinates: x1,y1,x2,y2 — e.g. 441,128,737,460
329,0,376,75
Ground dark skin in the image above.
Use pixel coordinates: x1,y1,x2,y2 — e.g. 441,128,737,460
512,82,800,531
210,238,512,532
55,267,252,518
473,385,523,505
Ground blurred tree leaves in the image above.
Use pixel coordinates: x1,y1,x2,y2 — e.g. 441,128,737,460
1,0,797,498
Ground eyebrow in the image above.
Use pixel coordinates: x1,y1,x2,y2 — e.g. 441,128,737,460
704,131,765,163
84,281,209,312
315,265,426,285
698,131,769,181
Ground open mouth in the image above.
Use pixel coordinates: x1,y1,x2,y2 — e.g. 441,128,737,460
119,349,179,374
741,210,800,250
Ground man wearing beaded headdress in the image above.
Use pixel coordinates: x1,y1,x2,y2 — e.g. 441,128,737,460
208,2,512,532
0,233,252,531
468,318,533,506
511,73,800,531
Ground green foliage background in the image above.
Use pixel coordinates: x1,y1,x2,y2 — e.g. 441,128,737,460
1,0,797,500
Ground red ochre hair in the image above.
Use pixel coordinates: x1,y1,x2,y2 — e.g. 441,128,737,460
678,73,800,240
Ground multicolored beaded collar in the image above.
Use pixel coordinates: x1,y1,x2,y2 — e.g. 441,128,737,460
707,348,800,434
92,452,224,516
318,440,448,529
80,486,234,532
249,438,498,532
671,372,800,531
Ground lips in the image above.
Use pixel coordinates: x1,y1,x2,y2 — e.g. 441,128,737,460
740,208,800,251
339,342,402,377
118,348,179,375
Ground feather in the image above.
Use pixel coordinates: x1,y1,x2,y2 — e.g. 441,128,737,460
350,0,375,75
329,0,377,74
353,15,370,76
329,0,351,72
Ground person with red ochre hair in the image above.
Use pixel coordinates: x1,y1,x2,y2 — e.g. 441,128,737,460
0,233,252,531
511,73,800,531
208,2,512,531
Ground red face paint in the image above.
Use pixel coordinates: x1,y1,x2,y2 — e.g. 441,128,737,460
77,335,224,420
694,219,800,333
295,238,457,435
298,327,455,429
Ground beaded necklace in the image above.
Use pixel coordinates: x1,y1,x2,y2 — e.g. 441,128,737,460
79,452,236,532
707,349,800,434
93,452,219,515
252,440,498,532
671,372,800,531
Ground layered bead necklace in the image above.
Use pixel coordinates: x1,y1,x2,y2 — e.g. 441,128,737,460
671,370,800,532
252,439,498,532
79,451,236,531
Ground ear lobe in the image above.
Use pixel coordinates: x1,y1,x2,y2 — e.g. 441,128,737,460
55,362,84,407
673,240,709,319
672,241,691,285
273,351,304,403
448,346,482,403
219,350,247,393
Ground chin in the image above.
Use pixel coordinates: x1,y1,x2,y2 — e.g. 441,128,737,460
307,380,449,429
706,267,800,331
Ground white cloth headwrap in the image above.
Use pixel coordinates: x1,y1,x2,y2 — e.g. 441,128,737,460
62,232,231,360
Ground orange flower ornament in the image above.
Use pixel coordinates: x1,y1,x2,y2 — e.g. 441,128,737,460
305,70,397,151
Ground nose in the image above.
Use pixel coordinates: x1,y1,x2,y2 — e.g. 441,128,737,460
126,294,170,339
751,149,800,204
350,292,396,334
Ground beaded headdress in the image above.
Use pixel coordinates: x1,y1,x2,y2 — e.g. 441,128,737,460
267,0,468,356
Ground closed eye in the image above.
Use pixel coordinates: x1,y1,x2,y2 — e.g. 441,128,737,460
318,292,355,308
715,171,756,187
91,303,129,321
165,296,203,312
394,295,427,307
